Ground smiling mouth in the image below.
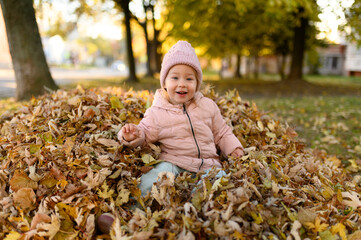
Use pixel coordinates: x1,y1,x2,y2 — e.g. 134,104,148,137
176,91,188,95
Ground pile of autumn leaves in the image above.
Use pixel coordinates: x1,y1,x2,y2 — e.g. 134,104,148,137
0,86,360,240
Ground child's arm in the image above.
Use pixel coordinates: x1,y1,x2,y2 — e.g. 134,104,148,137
210,100,244,157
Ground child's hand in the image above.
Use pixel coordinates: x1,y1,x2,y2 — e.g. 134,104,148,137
121,124,140,142
230,148,244,158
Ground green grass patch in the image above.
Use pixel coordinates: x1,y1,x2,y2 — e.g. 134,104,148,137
306,74,361,87
0,98,23,116
253,96,361,162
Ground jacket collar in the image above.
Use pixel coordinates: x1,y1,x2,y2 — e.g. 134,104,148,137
152,89,203,112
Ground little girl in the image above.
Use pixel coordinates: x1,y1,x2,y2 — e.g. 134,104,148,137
119,40,244,195
97,41,244,233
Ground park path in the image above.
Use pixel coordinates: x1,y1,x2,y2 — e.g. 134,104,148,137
0,67,128,99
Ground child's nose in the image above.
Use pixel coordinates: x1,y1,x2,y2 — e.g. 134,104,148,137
178,79,186,86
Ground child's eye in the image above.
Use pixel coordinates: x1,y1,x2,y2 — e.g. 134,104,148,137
187,78,194,81
172,77,178,80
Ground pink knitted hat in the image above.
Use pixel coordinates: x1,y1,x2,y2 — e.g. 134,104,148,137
160,41,202,91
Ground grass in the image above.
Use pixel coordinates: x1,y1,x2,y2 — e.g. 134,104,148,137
253,96,361,163
306,74,361,87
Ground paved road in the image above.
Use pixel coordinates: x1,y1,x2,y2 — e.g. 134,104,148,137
0,67,129,99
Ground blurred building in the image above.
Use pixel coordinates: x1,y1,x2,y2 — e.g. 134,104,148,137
345,43,361,77
317,44,346,76
257,43,361,77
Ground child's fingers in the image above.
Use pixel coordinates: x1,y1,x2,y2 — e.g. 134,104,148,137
130,125,139,136
122,124,138,136
122,124,129,133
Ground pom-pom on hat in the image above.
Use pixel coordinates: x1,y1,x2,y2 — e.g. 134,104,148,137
160,41,202,91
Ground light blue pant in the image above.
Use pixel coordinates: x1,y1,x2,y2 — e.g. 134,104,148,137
139,162,186,196
138,161,226,196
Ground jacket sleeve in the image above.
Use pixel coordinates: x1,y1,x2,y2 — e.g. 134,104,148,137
118,107,159,148
211,100,243,155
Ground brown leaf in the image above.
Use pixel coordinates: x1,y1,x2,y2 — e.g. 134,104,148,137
10,170,38,192
62,137,75,156
13,187,36,212
96,138,120,148
31,213,51,230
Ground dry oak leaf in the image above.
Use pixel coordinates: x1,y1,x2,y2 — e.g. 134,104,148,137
37,214,61,239
13,187,36,212
341,191,361,209
9,170,38,192
96,138,120,148
30,213,51,230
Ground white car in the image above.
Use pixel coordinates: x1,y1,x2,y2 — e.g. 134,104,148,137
111,60,127,72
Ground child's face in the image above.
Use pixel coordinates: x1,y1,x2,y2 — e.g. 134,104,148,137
164,64,197,105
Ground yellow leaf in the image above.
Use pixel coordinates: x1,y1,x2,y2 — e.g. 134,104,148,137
119,112,127,121
266,132,276,139
29,144,41,154
56,203,77,219
212,176,229,191
250,211,263,224
305,217,329,233
115,188,130,206
319,230,337,240
110,96,124,109
97,182,115,199
320,184,335,200
141,154,162,166
281,202,297,221
331,223,347,240
57,179,68,189
4,231,21,240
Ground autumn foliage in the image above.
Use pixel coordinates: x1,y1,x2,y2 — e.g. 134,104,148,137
0,86,360,239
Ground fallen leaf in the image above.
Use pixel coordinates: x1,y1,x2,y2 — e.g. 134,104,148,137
342,191,361,209
9,170,38,192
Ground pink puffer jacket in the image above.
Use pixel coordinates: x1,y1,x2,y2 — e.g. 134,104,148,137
118,89,243,172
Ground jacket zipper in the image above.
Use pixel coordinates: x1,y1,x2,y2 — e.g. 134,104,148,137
183,104,204,170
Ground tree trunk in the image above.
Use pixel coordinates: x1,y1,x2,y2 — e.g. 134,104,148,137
141,3,153,77
151,6,161,73
141,21,153,77
117,0,137,82
253,55,259,79
234,54,242,78
287,8,308,82
276,54,287,81
0,0,58,101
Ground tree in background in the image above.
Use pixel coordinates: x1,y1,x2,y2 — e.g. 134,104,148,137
165,0,248,78
131,0,162,77
286,0,319,82
0,0,58,101
56,0,139,82
113,0,137,82
165,0,320,82
340,0,361,47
